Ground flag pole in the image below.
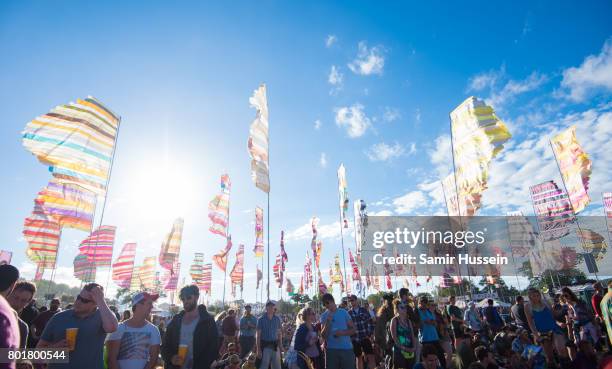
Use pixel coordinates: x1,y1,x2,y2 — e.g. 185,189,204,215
336,167,349,297
549,140,599,281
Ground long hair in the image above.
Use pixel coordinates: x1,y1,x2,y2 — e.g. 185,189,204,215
296,307,314,326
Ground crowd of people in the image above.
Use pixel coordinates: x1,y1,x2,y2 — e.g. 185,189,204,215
1,263,612,369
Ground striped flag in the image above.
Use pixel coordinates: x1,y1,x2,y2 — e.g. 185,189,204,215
441,173,481,217
530,181,575,240
248,84,270,193
190,253,205,286
208,174,231,238
338,164,349,228
163,262,180,291
78,225,116,267
318,268,327,294
24,202,61,269
353,199,367,255
273,254,283,288
0,250,12,265
112,243,137,289
349,249,361,280
159,218,184,271
450,97,511,215
73,253,96,283
34,264,44,281
138,256,157,291
212,236,233,272
304,253,312,289
35,179,96,232
230,244,245,296
202,263,212,295
22,97,120,195
551,126,592,213
576,229,607,262
253,207,264,257
286,278,295,295
506,212,538,257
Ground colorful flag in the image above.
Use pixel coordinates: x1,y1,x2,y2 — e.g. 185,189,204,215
576,229,607,262
338,164,349,228
0,250,12,265
349,249,361,280
208,174,231,238
506,212,539,257
78,225,116,267
310,217,319,265
159,218,184,271
441,173,481,217
298,276,304,295
73,253,96,283
605,192,612,240
137,256,157,291
230,244,245,296
332,254,343,285
530,181,575,240
248,84,270,193
253,206,264,257
34,179,96,232
273,254,283,288
34,264,44,281
286,278,295,295
304,253,313,289
24,202,61,268
22,97,120,195
112,243,137,289
318,268,328,295
162,262,180,291
353,199,367,255
190,253,205,283
212,236,233,272
201,263,212,295
279,231,288,265
551,126,592,213
450,96,511,214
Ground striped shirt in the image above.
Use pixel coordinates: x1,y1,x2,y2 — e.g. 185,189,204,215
257,314,281,341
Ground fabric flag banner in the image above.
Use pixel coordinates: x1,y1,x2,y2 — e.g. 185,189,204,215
159,218,184,271
348,249,361,280
332,255,343,284
450,97,511,215
253,206,264,257
112,243,137,289
24,202,61,268
73,253,96,283
256,264,263,289
248,84,270,193
551,126,592,213
138,256,157,291
338,164,349,228
34,264,44,281
273,254,283,288
22,97,120,195
353,200,366,255
310,217,319,264
441,173,481,217
190,253,205,285
605,193,612,240
298,276,304,295
201,263,212,295
208,174,231,238
286,278,295,295
162,262,180,291
212,236,233,272
35,179,96,232
0,250,12,265
530,181,575,240
318,268,328,295
576,229,607,262
280,231,288,265
506,212,539,257
230,244,245,296
78,225,116,267
304,253,313,289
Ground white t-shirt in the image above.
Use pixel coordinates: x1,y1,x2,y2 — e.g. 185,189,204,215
107,321,161,369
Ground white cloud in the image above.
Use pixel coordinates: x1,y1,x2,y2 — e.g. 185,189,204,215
365,142,406,162
325,35,337,48
408,142,417,155
415,108,421,125
382,107,401,122
314,119,322,130
392,191,428,214
320,152,328,168
428,134,452,176
348,42,385,76
285,220,353,241
561,38,612,102
328,65,343,95
468,68,504,91
487,72,547,108
334,104,371,138
369,210,393,216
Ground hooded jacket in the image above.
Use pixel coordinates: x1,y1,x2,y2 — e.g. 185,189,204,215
162,304,219,369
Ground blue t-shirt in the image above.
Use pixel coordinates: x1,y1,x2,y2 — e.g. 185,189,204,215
257,314,281,342
417,309,439,343
320,308,353,350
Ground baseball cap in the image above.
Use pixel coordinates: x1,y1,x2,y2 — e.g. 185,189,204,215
265,300,277,307
131,292,159,306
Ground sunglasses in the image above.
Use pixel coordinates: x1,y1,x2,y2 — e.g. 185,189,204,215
77,295,94,304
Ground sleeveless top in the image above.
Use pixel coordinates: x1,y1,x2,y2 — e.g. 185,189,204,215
394,318,413,349
531,304,559,333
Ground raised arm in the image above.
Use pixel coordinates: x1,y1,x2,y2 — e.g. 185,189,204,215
91,286,118,333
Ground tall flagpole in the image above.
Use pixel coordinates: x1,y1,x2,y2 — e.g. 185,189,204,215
336,166,349,297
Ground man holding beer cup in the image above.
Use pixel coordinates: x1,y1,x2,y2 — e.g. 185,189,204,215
36,283,119,369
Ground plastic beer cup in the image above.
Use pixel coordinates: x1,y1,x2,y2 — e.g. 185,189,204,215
66,328,78,351
178,344,188,365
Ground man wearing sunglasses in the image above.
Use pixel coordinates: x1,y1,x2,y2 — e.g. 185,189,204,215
161,284,218,369
37,283,119,369
320,293,356,369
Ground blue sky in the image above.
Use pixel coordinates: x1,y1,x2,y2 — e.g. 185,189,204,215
1,1,611,303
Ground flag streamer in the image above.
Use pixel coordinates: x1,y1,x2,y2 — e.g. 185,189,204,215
112,243,137,289
530,181,575,240
230,244,245,296
78,225,116,267
208,174,231,238
248,85,270,193
159,218,184,271
253,206,264,257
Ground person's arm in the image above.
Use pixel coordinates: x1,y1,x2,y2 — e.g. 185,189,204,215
389,317,399,347
320,313,332,339
145,344,160,369
106,339,121,369
524,303,540,341
36,316,67,349
90,286,118,333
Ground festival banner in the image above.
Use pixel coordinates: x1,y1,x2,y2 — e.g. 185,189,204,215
34,264,44,281
159,218,184,271
530,180,575,240
162,262,180,291
35,179,96,232
318,268,327,294
112,243,137,289
253,206,264,257
550,126,592,213
338,164,349,228
22,97,120,195
310,217,319,267
304,253,313,289
506,212,538,257
190,253,205,286
298,276,304,295
202,263,212,295
138,256,157,291
212,236,233,272
576,229,607,262
24,202,61,268
248,84,270,193
273,254,283,288
348,249,361,280
78,225,116,267
73,253,96,283
353,199,367,255
441,173,481,217
208,174,231,238
450,96,511,215
230,244,245,296
0,250,13,265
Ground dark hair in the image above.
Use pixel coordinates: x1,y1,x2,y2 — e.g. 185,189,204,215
474,346,490,361
421,344,438,359
245,305,251,310
13,281,36,295
450,295,456,299
487,299,494,305
83,283,103,292
0,264,19,291
398,288,409,298
179,285,200,299
321,293,335,304
560,287,578,302
515,295,523,303
50,298,60,305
